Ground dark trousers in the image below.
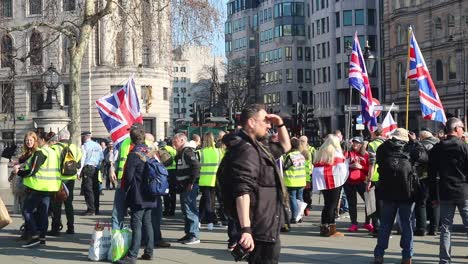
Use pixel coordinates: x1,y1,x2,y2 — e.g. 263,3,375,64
303,187,313,209
163,171,177,214
215,184,228,224
81,165,100,213
227,216,240,245
370,182,383,232
199,186,216,224
128,208,153,259
51,180,75,230
344,182,370,225
23,190,51,238
321,187,341,224
415,179,440,233
248,239,281,264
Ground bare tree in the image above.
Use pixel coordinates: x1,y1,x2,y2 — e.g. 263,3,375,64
224,60,250,112
1,0,223,145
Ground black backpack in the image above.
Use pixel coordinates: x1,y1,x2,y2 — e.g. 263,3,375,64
378,149,417,200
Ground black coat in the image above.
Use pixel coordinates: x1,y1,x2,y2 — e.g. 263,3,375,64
221,131,286,243
428,135,468,201
123,144,157,210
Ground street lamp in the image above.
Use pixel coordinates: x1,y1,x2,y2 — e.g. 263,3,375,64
363,40,377,78
40,63,61,110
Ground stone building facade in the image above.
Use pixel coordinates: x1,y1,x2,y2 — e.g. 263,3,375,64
0,0,172,145
382,0,468,131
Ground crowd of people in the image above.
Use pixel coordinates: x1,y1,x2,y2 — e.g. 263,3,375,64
6,104,468,264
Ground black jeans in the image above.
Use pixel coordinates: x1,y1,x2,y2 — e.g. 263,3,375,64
344,182,370,225
51,180,75,230
199,186,216,224
227,216,240,246
303,187,313,209
248,239,281,264
370,181,383,232
415,179,440,233
81,165,100,213
163,171,177,214
321,187,341,224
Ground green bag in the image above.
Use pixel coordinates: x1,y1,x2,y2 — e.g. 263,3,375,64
107,228,132,262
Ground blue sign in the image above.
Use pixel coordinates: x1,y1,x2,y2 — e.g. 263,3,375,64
356,115,363,124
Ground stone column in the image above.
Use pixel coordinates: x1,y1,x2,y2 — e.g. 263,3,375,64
149,0,160,67
100,0,115,66
121,0,134,66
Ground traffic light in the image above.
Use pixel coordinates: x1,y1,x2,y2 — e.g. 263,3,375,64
189,103,198,125
202,107,212,124
306,107,314,125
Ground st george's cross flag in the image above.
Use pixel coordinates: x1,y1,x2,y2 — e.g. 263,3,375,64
381,109,398,137
407,29,447,124
312,151,349,191
95,77,143,149
348,32,378,132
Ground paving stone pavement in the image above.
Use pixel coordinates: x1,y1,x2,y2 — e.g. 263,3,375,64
0,188,466,264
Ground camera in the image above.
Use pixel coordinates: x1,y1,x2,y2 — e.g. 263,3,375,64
231,244,250,262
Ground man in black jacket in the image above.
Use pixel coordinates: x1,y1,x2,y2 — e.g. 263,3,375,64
172,132,201,245
428,117,468,264
220,104,291,264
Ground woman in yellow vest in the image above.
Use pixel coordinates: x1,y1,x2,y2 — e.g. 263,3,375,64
198,132,222,231
283,137,307,224
13,131,61,248
299,136,313,216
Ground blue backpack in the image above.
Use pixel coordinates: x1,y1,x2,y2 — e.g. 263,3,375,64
135,151,170,197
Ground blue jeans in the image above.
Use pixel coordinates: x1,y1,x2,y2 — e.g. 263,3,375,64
340,188,349,213
152,196,163,243
439,199,468,264
23,190,51,238
128,208,153,259
287,187,304,220
111,181,127,230
374,201,414,259
180,183,199,239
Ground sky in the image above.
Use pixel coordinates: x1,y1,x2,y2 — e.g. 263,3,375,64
211,0,228,58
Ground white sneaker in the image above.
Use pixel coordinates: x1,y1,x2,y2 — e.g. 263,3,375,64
207,223,214,231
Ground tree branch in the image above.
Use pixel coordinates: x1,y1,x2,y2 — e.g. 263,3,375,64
2,21,76,38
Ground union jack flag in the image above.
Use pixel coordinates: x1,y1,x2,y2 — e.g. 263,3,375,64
95,77,143,149
407,29,447,124
348,32,378,132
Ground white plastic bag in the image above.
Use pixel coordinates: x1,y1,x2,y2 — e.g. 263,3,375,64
108,227,132,262
295,199,308,222
0,197,13,230
88,222,111,261
365,186,377,216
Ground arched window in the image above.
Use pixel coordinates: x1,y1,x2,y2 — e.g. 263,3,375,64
436,60,443,81
435,17,442,30
447,15,455,28
30,30,42,66
1,35,14,68
398,62,405,85
449,56,457,79
397,25,402,44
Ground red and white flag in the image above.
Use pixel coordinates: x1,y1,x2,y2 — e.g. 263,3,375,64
312,151,349,191
381,104,398,137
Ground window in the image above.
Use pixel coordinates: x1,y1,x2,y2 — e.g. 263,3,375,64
1,0,13,17
435,17,442,31
316,44,321,59
317,68,322,83
29,0,42,15
173,108,179,114
63,0,75,11
368,35,377,51
180,67,186,72
344,62,349,78
0,83,13,113
286,69,293,83
63,84,70,106
181,77,187,83
448,15,455,28
285,47,292,60
368,9,375,25
297,69,304,83
343,10,352,26
449,56,456,79
398,63,405,85
335,12,340,27
336,37,341,53
173,87,179,93
336,63,342,79
163,87,168,100
297,47,303,60
30,81,43,112
287,91,293,105
344,36,353,51
181,108,186,113
436,60,443,81
30,30,43,66
173,67,178,72
305,47,311,61
312,46,315,61
305,69,311,83
181,97,186,104
1,35,14,68
355,9,364,25
173,98,179,103
283,2,292,16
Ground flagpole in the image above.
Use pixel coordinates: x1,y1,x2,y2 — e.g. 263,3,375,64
405,27,412,129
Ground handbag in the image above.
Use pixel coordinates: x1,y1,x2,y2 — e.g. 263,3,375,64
0,197,13,230
54,182,69,202
88,221,111,261
108,227,132,262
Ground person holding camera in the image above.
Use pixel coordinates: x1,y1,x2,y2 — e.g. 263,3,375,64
219,104,291,264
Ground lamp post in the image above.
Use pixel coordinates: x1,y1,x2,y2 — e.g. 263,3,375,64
345,42,353,143
40,63,61,110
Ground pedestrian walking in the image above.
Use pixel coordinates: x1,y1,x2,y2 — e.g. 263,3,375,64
283,137,306,224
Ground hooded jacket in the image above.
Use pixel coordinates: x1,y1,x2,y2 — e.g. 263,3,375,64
220,130,287,243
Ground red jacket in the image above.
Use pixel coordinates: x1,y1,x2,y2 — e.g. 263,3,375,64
347,151,369,184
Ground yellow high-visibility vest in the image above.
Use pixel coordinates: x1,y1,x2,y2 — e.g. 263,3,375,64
23,147,61,192
198,147,222,187
164,145,177,170
116,138,132,180
369,139,384,182
51,142,82,180
283,150,307,187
